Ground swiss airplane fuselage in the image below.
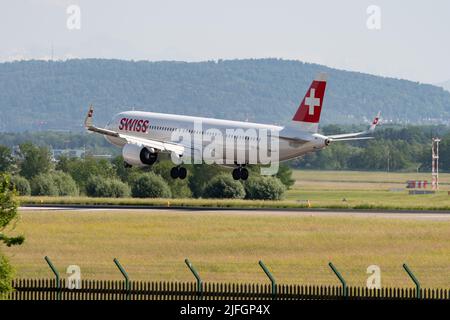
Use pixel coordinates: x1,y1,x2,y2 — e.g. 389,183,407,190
104,111,329,164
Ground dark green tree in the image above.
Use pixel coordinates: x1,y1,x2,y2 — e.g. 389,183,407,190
0,146,13,173
30,173,58,196
18,143,52,179
438,133,450,171
275,163,295,189
188,164,226,198
0,174,25,295
55,155,70,173
59,157,116,192
9,176,31,196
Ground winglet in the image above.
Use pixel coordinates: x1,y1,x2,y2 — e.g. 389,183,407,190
84,105,94,128
368,111,381,133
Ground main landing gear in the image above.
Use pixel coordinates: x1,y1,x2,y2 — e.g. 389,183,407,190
170,166,187,179
232,167,249,181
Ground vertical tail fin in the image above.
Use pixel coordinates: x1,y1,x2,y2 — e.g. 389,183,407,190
368,111,381,133
292,73,327,133
84,105,94,128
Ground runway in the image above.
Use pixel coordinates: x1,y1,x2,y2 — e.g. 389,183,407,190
19,205,450,221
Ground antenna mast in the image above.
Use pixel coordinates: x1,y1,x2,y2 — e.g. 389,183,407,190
431,137,441,191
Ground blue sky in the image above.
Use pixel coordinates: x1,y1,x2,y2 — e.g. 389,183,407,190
1,0,449,84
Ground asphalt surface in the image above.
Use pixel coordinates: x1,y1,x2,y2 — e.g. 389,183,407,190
19,205,450,220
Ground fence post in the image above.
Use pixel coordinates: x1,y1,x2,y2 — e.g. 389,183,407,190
113,258,130,300
185,258,203,299
403,263,421,299
44,256,61,300
259,260,276,298
328,262,347,299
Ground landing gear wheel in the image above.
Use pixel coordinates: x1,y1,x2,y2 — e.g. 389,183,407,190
171,166,187,179
232,168,241,180
170,167,179,179
124,162,132,168
240,168,249,180
178,167,187,180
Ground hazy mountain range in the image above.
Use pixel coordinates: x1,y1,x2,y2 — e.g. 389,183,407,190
1,58,450,132
437,80,450,93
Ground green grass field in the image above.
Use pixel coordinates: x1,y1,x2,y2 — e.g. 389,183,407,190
5,170,450,288
291,170,450,190
4,209,450,288
284,170,450,210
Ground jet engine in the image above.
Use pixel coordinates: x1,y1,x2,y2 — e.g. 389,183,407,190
122,143,158,167
311,134,331,150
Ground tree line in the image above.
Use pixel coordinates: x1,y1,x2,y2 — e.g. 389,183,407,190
0,142,294,200
2,124,448,174
291,125,450,172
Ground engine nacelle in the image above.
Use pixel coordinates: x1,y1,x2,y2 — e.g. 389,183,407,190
122,143,158,167
311,134,331,149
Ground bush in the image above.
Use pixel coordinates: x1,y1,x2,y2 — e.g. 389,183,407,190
244,176,286,200
30,173,58,196
30,171,79,197
203,175,245,199
108,179,131,198
9,176,31,196
131,173,172,198
58,157,117,192
51,171,79,196
85,176,131,198
85,176,105,197
169,180,192,198
188,164,226,198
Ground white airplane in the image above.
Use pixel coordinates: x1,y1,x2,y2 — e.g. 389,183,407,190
84,73,380,180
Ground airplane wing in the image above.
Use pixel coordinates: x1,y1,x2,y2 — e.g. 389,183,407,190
119,133,186,156
84,106,185,156
328,111,381,141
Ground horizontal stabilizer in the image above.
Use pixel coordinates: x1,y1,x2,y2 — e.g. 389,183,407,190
331,136,374,142
327,112,381,140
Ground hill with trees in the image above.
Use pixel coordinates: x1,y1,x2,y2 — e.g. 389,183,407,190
1,59,450,132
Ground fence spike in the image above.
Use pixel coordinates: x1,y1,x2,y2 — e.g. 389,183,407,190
402,263,421,299
258,261,276,298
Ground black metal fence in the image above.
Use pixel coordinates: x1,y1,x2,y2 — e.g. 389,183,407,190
7,279,450,300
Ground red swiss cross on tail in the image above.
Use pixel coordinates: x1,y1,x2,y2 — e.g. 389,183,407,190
292,73,327,133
